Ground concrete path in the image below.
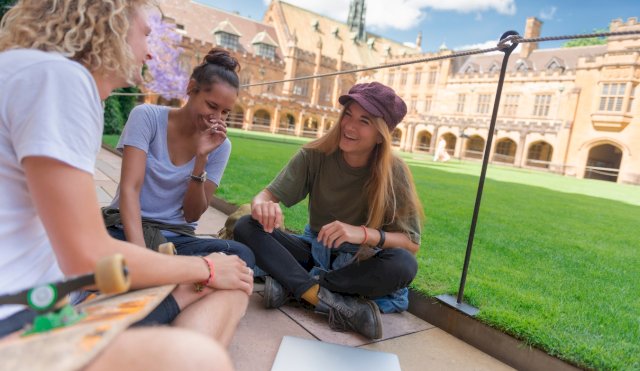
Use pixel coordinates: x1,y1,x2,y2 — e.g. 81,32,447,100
95,147,513,371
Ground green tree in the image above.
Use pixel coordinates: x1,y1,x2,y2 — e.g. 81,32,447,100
103,96,124,135
563,28,608,47
0,0,16,20
104,86,142,134
116,86,141,121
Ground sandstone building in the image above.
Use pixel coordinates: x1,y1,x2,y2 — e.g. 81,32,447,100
156,0,639,184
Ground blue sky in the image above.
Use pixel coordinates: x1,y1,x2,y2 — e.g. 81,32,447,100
195,0,638,51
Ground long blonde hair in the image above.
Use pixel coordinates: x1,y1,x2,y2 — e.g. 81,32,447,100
305,103,424,245
0,0,151,84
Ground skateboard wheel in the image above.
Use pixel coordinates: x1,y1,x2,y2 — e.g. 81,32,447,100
158,242,177,255
95,254,130,294
27,284,58,311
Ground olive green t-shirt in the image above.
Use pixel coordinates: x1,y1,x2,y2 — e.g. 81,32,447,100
267,148,421,244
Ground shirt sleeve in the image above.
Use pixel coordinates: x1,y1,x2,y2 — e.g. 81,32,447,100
117,104,156,153
206,138,231,186
7,60,102,174
267,149,311,207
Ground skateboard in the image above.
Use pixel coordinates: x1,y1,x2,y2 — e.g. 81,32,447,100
0,242,177,371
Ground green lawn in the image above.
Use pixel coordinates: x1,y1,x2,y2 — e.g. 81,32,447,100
103,130,640,369
103,134,119,149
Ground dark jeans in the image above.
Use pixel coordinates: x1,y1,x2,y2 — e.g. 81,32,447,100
233,215,418,299
106,226,255,268
0,309,36,337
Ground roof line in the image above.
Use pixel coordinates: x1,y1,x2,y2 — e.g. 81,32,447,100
278,0,417,51
189,0,275,29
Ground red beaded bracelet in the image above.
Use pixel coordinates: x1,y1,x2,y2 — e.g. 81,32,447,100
194,256,215,293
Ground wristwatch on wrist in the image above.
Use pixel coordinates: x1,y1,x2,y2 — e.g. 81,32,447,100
190,171,207,183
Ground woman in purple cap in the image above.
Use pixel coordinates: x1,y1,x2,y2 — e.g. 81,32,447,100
234,81,423,339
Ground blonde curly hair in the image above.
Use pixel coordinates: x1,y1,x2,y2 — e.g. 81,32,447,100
0,0,152,84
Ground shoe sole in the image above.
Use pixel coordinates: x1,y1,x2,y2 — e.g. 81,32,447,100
264,276,276,309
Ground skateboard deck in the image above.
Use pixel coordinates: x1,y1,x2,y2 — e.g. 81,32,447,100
0,284,175,371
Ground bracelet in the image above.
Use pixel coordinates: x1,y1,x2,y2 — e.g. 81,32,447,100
376,229,386,248
194,256,214,293
360,225,368,245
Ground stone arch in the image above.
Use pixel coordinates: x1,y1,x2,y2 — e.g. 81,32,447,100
493,138,517,164
277,112,296,134
440,132,457,155
228,105,244,128
252,109,271,132
584,143,623,182
526,141,554,168
414,130,432,152
301,115,320,138
465,135,485,159
391,128,403,147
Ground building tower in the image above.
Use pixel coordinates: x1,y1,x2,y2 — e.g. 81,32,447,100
347,0,367,42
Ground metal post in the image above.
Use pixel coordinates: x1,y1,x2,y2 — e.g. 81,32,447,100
437,31,519,316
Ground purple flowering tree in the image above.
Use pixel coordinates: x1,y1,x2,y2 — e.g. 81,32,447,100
144,14,189,100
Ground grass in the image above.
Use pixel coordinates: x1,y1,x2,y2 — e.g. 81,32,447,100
103,129,640,369
103,134,119,149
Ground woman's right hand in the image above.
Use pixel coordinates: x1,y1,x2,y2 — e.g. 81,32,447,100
251,199,283,234
206,253,253,295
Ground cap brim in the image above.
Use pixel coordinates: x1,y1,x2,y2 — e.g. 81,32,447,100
338,93,384,119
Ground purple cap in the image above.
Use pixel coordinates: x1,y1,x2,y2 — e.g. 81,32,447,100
338,82,407,130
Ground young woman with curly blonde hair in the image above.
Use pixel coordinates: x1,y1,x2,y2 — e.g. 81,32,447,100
0,1,249,369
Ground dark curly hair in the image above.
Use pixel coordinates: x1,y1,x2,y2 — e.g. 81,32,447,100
190,47,241,93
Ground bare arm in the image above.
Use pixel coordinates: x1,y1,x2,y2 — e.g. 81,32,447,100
250,189,283,233
22,156,253,292
317,222,420,255
182,119,227,223
118,146,147,247
182,154,217,223
370,229,420,255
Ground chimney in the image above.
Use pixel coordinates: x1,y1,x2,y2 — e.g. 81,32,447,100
416,31,422,50
520,17,542,58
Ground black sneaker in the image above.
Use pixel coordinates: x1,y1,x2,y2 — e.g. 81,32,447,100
316,287,383,339
263,276,292,309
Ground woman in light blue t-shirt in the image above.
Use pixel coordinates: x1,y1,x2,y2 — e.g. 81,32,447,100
107,48,255,270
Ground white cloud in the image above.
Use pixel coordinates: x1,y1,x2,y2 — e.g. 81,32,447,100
539,6,557,20
454,38,521,53
454,39,500,51
265,0,516,31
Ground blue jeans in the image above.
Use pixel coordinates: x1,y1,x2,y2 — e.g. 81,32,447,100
106,226,255,268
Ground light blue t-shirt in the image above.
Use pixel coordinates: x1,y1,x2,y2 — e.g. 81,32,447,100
109,104,231,227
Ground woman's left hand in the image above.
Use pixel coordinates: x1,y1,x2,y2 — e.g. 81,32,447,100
317,221,365,249
196,118,227,157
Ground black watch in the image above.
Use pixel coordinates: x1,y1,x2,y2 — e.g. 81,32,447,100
190,171,207,183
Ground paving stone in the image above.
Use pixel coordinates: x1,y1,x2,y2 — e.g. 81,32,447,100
93,168,110,181
95,185,113,204
94,180,118,198
279,303,433,347
95,158,120,182
360,328,514,371
194,207,228,236
229,294,315,371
